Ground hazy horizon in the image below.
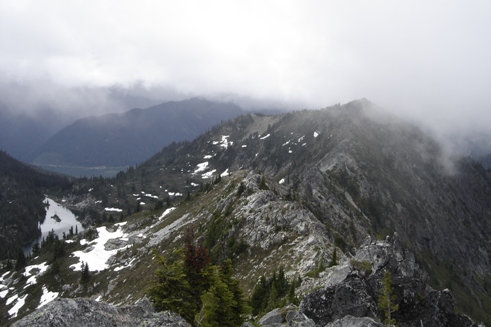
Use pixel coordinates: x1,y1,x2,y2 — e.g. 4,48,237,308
1,1,491,154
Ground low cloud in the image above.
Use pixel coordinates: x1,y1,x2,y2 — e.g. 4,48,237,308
1,1,490,151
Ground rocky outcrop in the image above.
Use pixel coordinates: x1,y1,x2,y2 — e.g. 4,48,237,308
299,236,479,327
258,305,316,326
11,297,190,327
324,315,382,327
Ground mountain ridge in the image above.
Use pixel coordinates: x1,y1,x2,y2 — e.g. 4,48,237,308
61,99,490,322
1,100,490,325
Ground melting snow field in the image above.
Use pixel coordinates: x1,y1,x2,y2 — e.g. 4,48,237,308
70,225,129,272
37,286,58,309
22,262,49,289
8,294,27,317
38,198,84,242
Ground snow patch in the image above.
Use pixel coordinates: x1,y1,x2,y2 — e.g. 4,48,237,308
159,207,176,220
70,225,129,272
37,286,58,308
6,293,18,305
194,161,209,174
0,289,8,298
8,294,27,317
22,262,49,288
113,258,136,272
279,178,285,185
213,135,233,149
313,131,320,138
220,169,230,177
143,193,159,199
105,208,123,213
241,145,247,148
201,169,217,179
260,133,270,140
203,155,213,159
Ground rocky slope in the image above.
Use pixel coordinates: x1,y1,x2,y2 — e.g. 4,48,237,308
68,99,489,320
11,236,481,326
1,100,490,325
11,297,190,327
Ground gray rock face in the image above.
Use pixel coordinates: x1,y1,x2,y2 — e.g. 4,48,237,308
11,297,190,327
324,315,383,327
299,236,479,327
259,305,315,326
300,274,378,325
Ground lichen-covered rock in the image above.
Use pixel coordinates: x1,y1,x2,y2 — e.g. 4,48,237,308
11,297,190,327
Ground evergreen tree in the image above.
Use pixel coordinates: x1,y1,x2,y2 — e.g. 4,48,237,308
196,264,246,327
52,237,66,261
275,266,288,298
250,276,268,315
287,280,298,304
329,248,338,267
147,250,194,323
15,248,26,270
184,228,211,316
32,242,40,256
80,262,90,284
378,271,398,327
220,259,250,325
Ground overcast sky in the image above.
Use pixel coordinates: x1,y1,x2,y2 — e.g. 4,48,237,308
1,0,490,135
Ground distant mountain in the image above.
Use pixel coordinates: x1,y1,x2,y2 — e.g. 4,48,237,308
479,153,491,168
0,109,63,162
0,151,71,259
32,98,244,174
